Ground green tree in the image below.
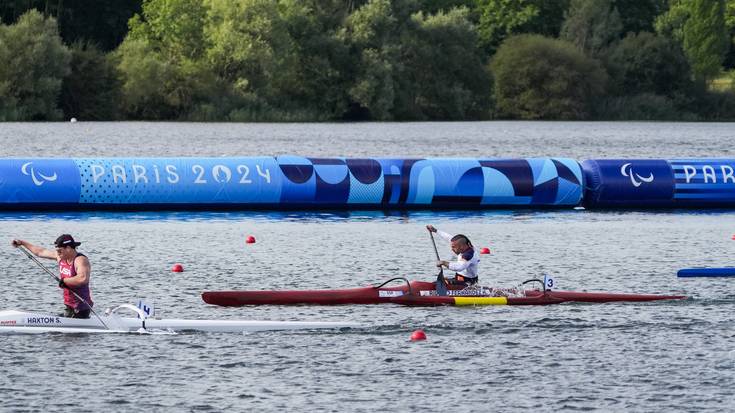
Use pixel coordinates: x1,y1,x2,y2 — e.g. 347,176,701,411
340,0,400,120
404,8,492,119
490,34,607,119
683,0,728,80
475,0,570,55
340,0,491,120
604,31,691,96
128,0,209,61
0,10,70,120
205,0,298,104
279,0,353,119
420,0,474,13
656,0,729,81
116,0,218,119
60,42,122,120
724,0,735,68
613,0,666,34
654,0,689,41
560,0,623,57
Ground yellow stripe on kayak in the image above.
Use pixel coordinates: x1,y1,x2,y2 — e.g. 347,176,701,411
453,297,508,306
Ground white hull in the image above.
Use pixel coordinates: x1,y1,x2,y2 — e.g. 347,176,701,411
0,306,359,334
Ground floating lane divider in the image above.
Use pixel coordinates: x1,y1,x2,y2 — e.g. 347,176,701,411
677,268,735,277
583,159,735,208
0,157,583,210
3,157,735,210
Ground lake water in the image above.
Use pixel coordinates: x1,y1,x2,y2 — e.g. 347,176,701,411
0,122,733,412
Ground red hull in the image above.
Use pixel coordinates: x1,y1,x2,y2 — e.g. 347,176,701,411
201,280,686,307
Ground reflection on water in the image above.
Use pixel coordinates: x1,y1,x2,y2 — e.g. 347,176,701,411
0,208,557,223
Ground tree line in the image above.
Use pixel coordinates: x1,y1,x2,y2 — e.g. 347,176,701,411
1,0,734,121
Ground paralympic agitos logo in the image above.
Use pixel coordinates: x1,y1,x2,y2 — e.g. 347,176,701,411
21,162,58,186
620,163,654,187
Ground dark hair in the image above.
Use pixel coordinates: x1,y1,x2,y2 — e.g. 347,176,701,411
451,234,472,247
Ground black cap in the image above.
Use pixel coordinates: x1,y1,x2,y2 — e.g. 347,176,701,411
54,234,81,248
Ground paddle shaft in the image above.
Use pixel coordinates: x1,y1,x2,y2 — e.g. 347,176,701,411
17,245,108,329
429,231,441,262
428,230,447,295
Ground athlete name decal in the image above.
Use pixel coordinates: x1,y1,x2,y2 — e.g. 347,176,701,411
26,317,61,324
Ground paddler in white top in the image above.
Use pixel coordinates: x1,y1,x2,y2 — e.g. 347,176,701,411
426,225,479,286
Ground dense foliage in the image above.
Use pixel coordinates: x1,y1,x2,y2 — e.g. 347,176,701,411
0,10,70,120
1,0,735,121
491,34,607,119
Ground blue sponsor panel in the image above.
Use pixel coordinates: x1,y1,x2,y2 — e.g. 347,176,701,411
75,158,281,205
582,159,675,207
0,159,80,205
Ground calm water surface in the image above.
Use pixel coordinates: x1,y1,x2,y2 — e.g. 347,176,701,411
0,122,733,412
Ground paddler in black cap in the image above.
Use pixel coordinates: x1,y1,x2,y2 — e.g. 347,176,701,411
11,234,94,318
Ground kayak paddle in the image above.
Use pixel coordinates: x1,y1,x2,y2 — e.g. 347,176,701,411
428,230,448,296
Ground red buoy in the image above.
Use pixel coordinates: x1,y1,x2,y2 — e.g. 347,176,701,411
171,263,184,272
246,235,256,244
410,329,427,341
731,234,735,240
480,247,490,254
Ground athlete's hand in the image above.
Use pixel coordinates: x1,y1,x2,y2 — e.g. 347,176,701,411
58,278,68,289
11,239,23,248
426,225,437,233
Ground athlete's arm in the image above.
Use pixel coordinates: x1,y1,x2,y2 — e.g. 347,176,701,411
11,239,56,260
436,230,453,243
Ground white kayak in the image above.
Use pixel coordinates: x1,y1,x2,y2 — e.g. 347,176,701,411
0,304,359,334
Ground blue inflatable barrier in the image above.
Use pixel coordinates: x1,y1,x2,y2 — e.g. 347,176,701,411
582,159,735,208
0,157,583,210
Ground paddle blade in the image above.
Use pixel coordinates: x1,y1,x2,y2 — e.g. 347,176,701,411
436,270,447,296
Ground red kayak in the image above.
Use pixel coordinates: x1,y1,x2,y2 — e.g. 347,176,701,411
201,277,686,307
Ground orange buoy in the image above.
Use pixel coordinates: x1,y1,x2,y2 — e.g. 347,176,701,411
246,235,256,244
171,263,184,272
410,329,427,341
480,247,490,254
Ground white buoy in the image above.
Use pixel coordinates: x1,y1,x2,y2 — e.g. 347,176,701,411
70,118,77,123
